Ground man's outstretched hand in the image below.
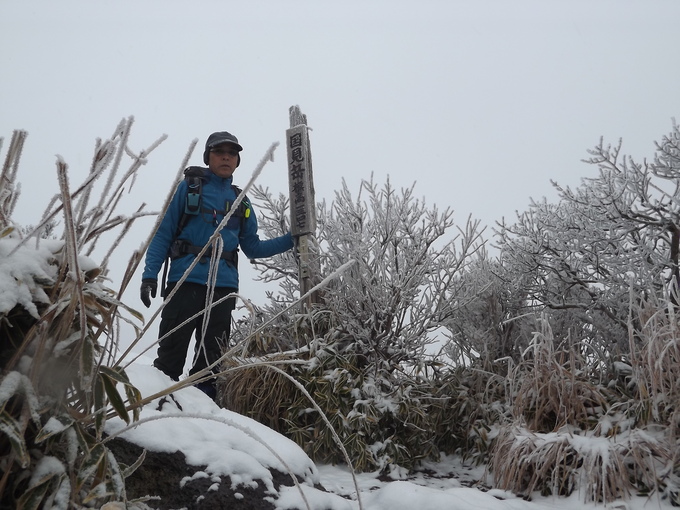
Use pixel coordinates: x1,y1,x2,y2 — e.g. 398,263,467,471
140,279,158,308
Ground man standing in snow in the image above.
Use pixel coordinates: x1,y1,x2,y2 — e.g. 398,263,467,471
140,131,294,400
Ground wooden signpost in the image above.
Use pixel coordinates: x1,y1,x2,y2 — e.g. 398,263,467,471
286,105,320,308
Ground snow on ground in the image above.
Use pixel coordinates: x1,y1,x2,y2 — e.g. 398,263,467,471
106,363,674,510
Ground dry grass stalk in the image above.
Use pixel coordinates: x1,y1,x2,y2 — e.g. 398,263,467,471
0,129,25,224
492,424,676,503
628,296,680,433
492,306,680,504
492,426,631,502
510,319,607,433
218,353,300,429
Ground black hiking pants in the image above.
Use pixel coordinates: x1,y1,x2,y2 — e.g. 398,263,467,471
153,282,237,382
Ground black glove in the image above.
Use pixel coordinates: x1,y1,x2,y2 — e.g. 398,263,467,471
140,279,158,308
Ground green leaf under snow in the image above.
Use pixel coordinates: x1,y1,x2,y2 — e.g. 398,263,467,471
98,365,131,385
16,478,51,510
101,372,130,424
106,449,126,499
76,442,107,493
82,481,113,505
35,415,74,444
0,411,30,468
0,371,41,424
79,336,95,389
17,457,66,510
121,449,147,479
94,376,106,436
100,366,142,421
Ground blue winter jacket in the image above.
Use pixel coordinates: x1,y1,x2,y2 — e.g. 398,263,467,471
142,168,294,289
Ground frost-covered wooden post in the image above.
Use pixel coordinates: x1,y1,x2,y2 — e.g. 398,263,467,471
287,105,319,308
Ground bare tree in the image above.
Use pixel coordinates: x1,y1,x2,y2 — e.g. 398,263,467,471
496,121,680,355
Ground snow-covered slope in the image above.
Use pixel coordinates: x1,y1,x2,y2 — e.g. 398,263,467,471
105,363,673,510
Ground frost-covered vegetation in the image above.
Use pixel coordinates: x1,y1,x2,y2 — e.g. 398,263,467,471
2,118,680,507
226,122,680,503
0,120,162,508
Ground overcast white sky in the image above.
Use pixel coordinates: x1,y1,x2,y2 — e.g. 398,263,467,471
2,0,679,351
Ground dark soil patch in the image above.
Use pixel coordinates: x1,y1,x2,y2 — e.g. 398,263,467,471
108,437,295,510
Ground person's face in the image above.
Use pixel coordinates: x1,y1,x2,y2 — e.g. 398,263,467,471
208,143,240,178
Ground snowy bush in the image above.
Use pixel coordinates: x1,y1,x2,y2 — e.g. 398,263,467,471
491,312,680,504
0,120,159,509
485,124,680,504
496,121,680,356
223,177,488,472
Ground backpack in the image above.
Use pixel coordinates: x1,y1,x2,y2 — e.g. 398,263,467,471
176,166,250,235
160,166,250,295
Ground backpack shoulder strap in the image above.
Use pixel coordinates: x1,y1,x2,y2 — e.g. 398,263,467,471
183,166,208,217
231,185,251,214
161,167,207,297
176,167,210,233
230,185,251,230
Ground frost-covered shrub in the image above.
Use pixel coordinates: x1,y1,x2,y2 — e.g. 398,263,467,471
224,178,487,472
492,425,631,502
222,342,478,472
0,121,159,509
496,122,680,357
489,308,680,504
439,256,533,368
492,423,677,504
479,124,680,502
625,295,680,431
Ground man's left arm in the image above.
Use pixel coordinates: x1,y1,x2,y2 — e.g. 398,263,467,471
238,207,294,259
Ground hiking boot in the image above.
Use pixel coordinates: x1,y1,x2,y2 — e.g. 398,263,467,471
194,381,217,401
153,362,179,382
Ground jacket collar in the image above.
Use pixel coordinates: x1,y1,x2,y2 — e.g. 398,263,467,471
206,168,233,185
